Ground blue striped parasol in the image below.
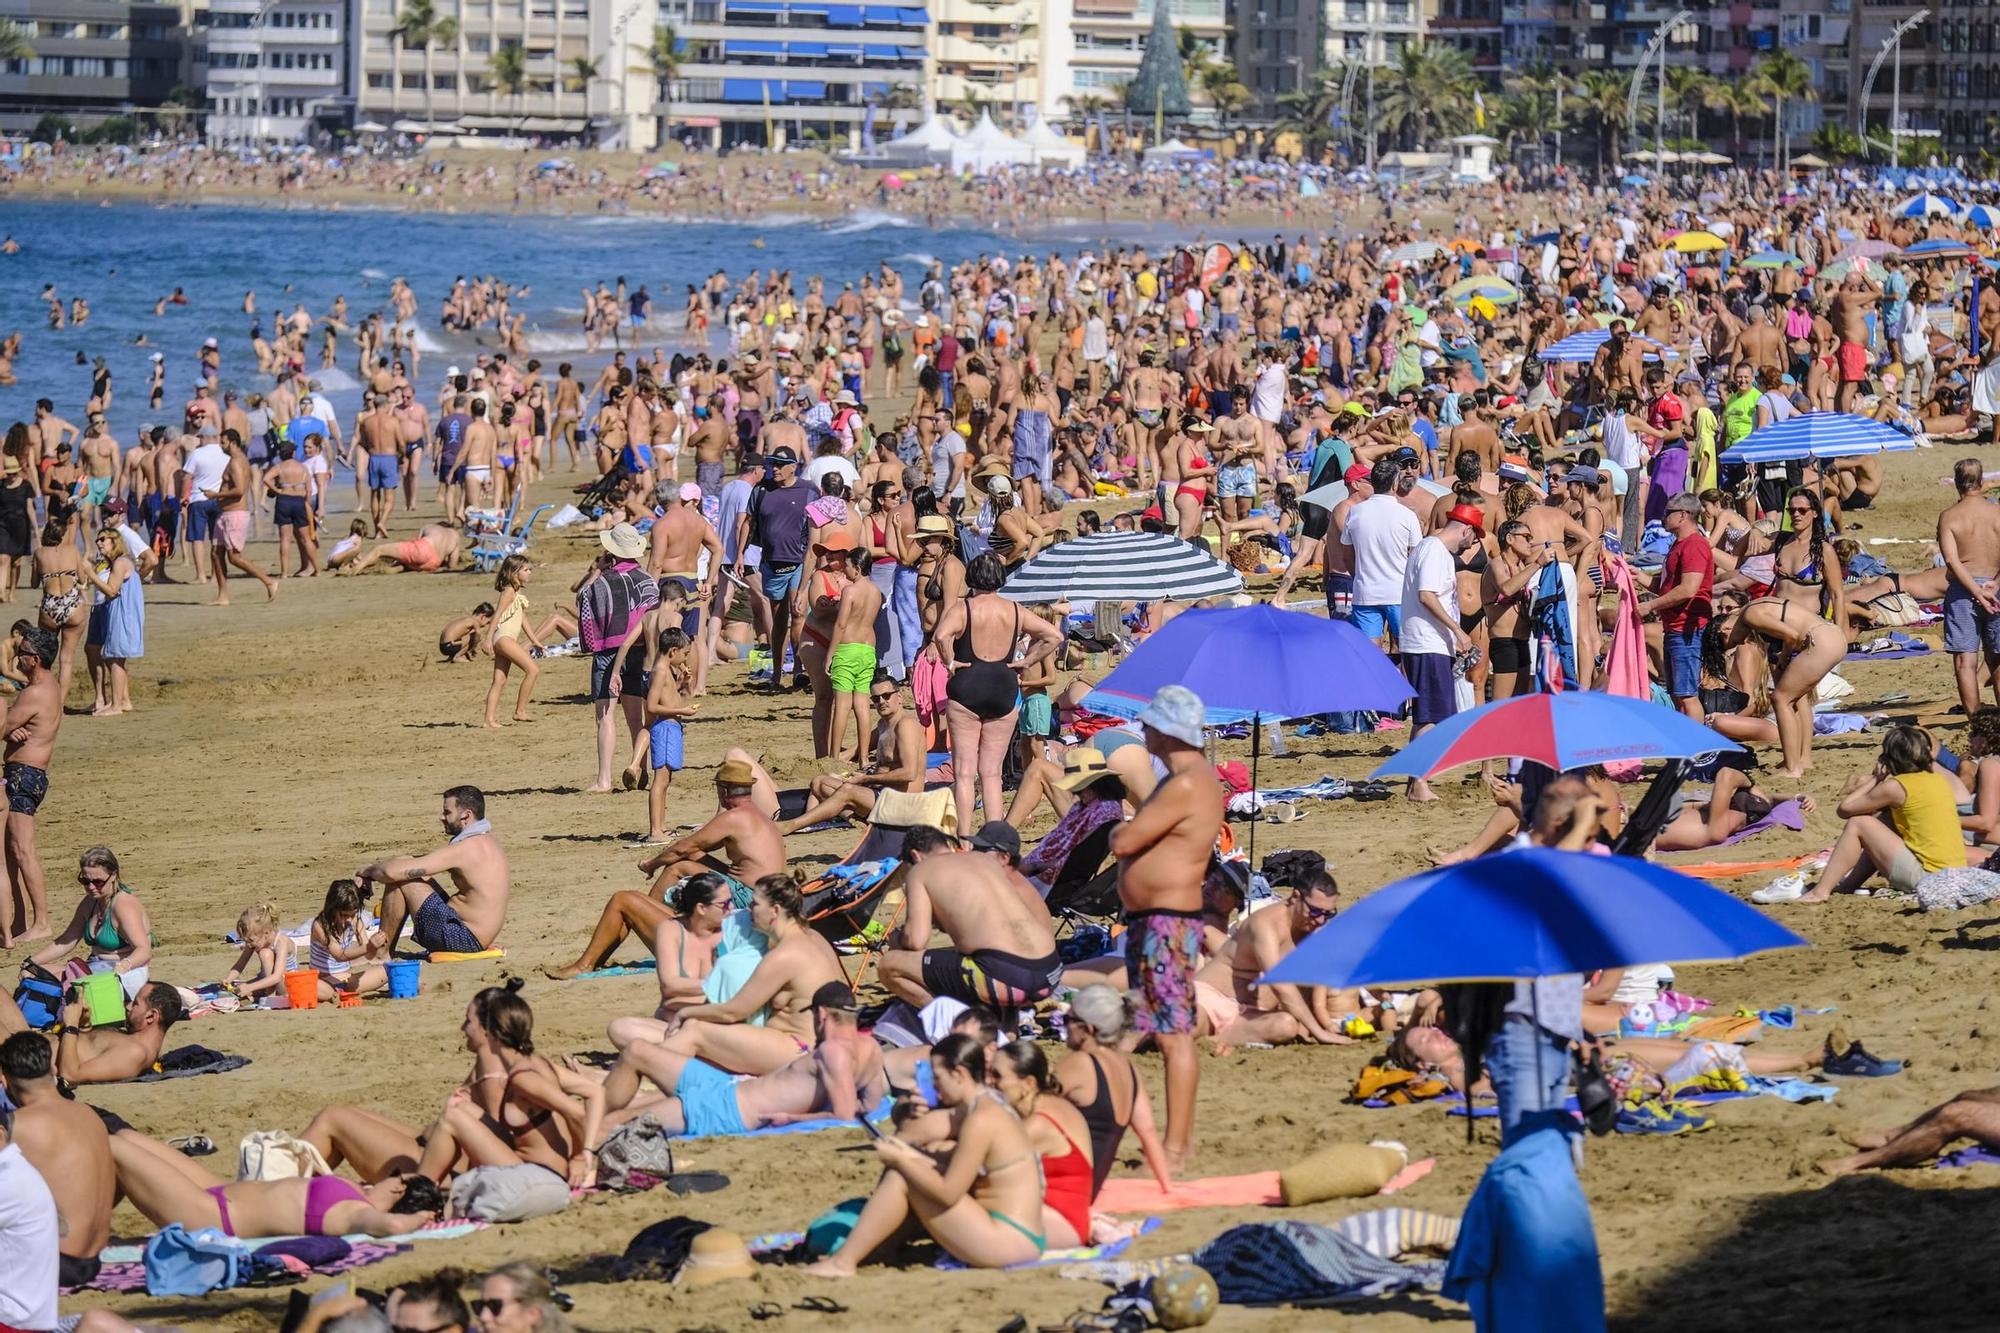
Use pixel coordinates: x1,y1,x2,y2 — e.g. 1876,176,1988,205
1720,412,1917,464
1538,329,1668,364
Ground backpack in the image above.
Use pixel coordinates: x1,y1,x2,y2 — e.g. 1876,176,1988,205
13,963,61,1031
238,1130,333,1183
144,1224,251,1296
596,1113,678,1191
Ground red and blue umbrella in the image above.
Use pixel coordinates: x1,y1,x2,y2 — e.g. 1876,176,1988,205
1369,691,1740,781
1258,847,1808,989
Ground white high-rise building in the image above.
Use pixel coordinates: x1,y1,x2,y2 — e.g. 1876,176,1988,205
1319,0,1420,67
205,0,353,144
353,0,657,147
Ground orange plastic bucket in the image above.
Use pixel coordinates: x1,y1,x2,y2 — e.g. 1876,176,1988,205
283,968,320,1010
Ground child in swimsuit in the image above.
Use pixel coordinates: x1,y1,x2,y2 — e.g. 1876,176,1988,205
310,879,389,1002
222,903,295,1001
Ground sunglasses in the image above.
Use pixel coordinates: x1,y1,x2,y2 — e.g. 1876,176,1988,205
1300,900,1338,925
871,692,897,705
1788,505,1814,514
392,1322,460,1333
471,1298,513,1317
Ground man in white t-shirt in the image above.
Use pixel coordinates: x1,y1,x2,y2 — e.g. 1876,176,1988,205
179,432,230,566
102,499,158,576
0,1109,58,1333
1398,503,1483,802
1339,457,1423,648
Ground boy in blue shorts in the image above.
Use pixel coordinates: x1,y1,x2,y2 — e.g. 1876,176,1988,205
643,628,698,845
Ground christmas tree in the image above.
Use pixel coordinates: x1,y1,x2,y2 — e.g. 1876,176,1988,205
1125,1,1192,118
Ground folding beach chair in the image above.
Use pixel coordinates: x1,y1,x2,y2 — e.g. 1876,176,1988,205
800,817,921,992
470,503,556,572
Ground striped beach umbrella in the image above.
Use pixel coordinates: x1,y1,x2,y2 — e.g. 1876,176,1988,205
1538,329,1667,364
1371,691,1741,780
1444,275,1520,306
1719,412,1915,464
997,531,1243,605
1963,204,2000,229
1387,240,1441,265
1903,237,1980,261
1897,192,1961,218
1742,250,1802,269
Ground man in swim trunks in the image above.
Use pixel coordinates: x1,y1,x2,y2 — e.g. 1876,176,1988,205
55,978,181,1086
636,758,786,905
209,429,278,605
1192,869,1356,1052
881,825,1062,1012
342,521,463,576
1111,685,1224,1173
774,677,927,834
596,981,887,1138
1938,457,2000,717
357,390,402,538
646,481,723,629
0,1031,116,1287
356,785,511,956
76,410,119,537
0,624,60,948
1830,271,1881,415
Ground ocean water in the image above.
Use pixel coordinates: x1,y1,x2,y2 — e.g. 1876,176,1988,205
0,200,1067,445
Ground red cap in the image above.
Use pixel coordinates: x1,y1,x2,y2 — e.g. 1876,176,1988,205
1343,462,1370,484
1448,503,1486,532
1141,505,1165,521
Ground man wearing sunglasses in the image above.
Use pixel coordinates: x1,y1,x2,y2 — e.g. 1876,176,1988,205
774,676,926,837
1190,870,1353,1053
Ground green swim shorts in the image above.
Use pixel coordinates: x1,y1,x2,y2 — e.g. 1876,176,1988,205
828,641,877,694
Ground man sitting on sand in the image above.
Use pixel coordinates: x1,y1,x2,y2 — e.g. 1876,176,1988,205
593,981,886,1138
0,1032,115,1288
636,757,786,904
1819,1086,2000,1176
341,521,463,575
54,979,182,1086
1193,869,1360,1053
356,785,510,956
774,676,932,835
879,825,1063,1012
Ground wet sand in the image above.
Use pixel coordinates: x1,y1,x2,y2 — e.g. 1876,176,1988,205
36,444,1999,1331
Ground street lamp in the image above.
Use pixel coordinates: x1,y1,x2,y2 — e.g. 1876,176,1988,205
1859,9,1929,164
1624,8,1691,172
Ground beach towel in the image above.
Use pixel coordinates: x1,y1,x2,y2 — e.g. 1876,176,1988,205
1669,852,1822,880
1602,555,1650,703
681,1095,895,1141
131,1046,249,1082
911,653,950,728
572,962,654,979
1095,1172,1283,1214
1332,1208,1460,1260
424,948,506,963
1916,865,2000,911
938,1219,1162,1272
1191,1221,1445,1305
1530,560,1579,693
1935,1146,2000,1170
1813,713,1874,736
1846,630,1932,662
75,1220,486,1293
1719,798,1806,847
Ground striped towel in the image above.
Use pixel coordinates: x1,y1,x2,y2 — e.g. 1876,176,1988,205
1332,1208,1460,1259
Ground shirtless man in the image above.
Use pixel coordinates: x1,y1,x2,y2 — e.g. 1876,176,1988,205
880,825,1063,1012
636,757,786,901
1831,272,1882,415
1,625,60,947
262,440,320,577
595,981,886,1137
358,392,402,537
146,433,184,582
55,979,182,1086
775,678,926,833
209,430,278,604
343,521,463,575
647,482,722,608
1939,457,2000,716
30,399,77,468
1110,685,1224,1171
1193,872,1354,1053
357,785,511,956
0,1031,116,1287
1733,304,1785,379
460,398,498,512
76,413,119,538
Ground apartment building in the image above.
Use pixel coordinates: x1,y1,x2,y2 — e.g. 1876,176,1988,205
1319,0,1423,68
206,0,356,143
1430,0,1500,76
658,0,928,148
0,0,185,133
1233,0,1317,120
1069,0,1228,113
353,0,657,146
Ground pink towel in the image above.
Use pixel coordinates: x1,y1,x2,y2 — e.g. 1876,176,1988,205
911,654,951,728
1601,555,1652,781
1095,1171,1283,1214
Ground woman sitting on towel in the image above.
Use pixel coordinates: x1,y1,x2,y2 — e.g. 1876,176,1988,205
804,1033,1049,1275
540,870,733,983
990,1041,1094,1247
607,875,845,1077
1056,986,1172,1196
296,981,602,1187
105,1123,439,1239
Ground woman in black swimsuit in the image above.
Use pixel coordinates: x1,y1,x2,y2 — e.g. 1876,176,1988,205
909,509,965,645
925,553,1061,829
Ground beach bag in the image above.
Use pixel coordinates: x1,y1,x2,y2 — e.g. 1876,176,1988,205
597,1114,678,1191
238,1131,333,1183
450,1163,571,1222
1862,592,1924,626
12,962,62,1031
1348,1064,1449,1106
144,1224,250,1296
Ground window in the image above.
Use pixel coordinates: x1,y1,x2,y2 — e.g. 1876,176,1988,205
368,71,391,86
434,72,456,87
402,72,424,86
468,35,492,51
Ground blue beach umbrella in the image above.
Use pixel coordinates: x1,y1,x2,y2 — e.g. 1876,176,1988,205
1259,847,1808,989
1370,692,1740,780
1085,604,1414,724
1896,192,1960,218
1903,237,1981,261
1538,329,1667,364
1742,250,1802,269
1962,204,2000,230
1720,411,1916,464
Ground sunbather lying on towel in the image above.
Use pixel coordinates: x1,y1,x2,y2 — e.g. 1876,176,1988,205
1391,1023,1818,1098
1819,1086,2000,1176
1654,763,1816,853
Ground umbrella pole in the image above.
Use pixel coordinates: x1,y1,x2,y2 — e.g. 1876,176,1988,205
1248,713,1261,872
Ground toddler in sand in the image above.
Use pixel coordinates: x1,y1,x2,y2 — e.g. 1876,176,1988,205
440,604,494,662
310,880,390,1002
222,904,296,1000
325,518,368,570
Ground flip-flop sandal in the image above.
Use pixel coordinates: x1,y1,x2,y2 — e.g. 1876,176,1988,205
748,1302,786,1322
794,1297,849,1315
170,1135,216,1157
668,1170,730,1195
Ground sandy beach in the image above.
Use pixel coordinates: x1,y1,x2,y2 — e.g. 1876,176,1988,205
23,435,1990,1331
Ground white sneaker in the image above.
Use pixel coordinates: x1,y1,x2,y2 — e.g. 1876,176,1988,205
1752,873,1807,904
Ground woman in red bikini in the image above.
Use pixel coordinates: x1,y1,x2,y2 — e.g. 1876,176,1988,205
992,1039,1095,1247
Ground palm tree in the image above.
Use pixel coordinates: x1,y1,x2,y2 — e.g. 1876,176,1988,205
1812,122,1865,163
565,55,597,94
391,0,460,130
1706,76,1763,161
1198,62,1250,129
1663,66,1709,145
488,41,530,132
1493,84,1557,161
638,23,682,109
1177,26,1216,92
1573,69,1629,177
1276,68,1342,159
1374,43,1476,150
1753,50,1815,173
0,19,35,63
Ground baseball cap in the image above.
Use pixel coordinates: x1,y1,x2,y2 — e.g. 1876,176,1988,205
678,481,703,502
767,447,800,466
1447,503,1485,532
1342,462,1370,484
1136,684,1206,749
1391,447,1420,466
739,452,765,471
1665,492,1702,515
1565,465,1604,487
969,821,1022,858
104,497,127,517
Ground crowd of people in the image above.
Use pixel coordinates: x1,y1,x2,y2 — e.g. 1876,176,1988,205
11,159,2000,1328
